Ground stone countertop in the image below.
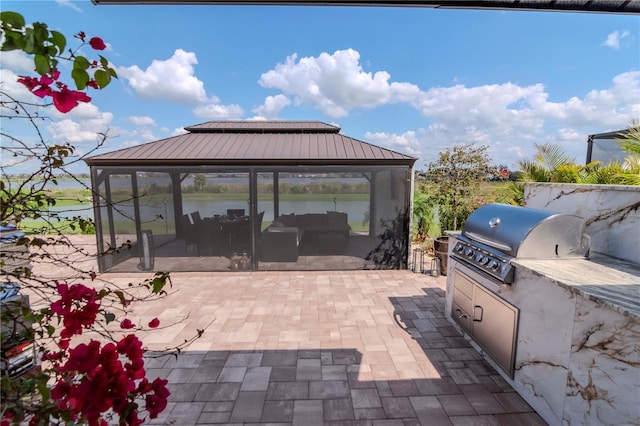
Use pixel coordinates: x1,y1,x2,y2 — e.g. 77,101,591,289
514,253,640,319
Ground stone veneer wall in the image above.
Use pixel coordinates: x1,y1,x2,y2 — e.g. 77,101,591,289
523,183,640,264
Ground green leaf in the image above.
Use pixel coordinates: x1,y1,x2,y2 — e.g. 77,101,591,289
23,28,35,54
94,69,110,88
104,312,116,324
151,275,168,294
99,55,110,69
0,36,21,52
114,290,128,307
34,54,50,75
49,30,66,55
73,55,90,70
32,22,50,46
37,376,51,402
0,11,26,29
71,68,89,90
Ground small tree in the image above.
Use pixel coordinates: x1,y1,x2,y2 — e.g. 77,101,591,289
616,120,640,186
193,174,207,192
425,143,495,231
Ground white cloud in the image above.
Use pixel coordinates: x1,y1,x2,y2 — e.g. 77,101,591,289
171,127,188,136
602,30,630,50
259,49,638,166
365,130,422,158
252,94,291,119
128,116,157,127
259,49,420,118
0,51,35,73
0,69,39,117
55,0,82,13
117,49,212,105
117,49,244,119
413,82,546,137
193,103,244,120
47,103,114,145
362,70,639,170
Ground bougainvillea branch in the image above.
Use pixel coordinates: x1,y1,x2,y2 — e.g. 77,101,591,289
0,11,188,426
0,11,117,113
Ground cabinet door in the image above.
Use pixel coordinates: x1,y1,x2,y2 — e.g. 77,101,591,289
471,284,519,378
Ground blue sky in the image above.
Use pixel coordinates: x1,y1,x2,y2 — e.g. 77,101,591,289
2,0,639,173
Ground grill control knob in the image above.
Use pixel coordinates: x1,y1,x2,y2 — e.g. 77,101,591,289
490,261,500,270
481,257,491,265
455,243,464,253
475,254,484,263
465,248,474,257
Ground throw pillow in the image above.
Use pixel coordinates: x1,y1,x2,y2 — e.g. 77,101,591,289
279,213,297,227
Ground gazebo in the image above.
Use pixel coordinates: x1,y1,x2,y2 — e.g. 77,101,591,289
85,121,417,272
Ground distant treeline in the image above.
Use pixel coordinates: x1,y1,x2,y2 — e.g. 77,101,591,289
181,181,370,195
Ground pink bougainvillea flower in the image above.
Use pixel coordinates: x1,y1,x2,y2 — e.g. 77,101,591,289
86,80,99,89
145,378,170,419
17,74,55,98
148,318,160,328
89,37,106,50
51,87,91,113
120,318,135,329
117,334,144,361
63,341,101,374
51,283,100,338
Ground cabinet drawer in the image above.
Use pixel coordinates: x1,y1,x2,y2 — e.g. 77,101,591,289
451,301,473,333
453,285,473,315
454,270,474,298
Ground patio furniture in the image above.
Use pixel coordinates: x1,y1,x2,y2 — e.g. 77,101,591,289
260,212,350,260
226,208,245,217
259,227,301,262
179,214,200,255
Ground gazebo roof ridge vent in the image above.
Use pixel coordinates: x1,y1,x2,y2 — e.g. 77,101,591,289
184,120,341,134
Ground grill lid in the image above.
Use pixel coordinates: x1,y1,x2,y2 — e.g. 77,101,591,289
462,203,590,259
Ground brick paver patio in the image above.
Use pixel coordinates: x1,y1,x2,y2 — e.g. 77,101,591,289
96,270,548,425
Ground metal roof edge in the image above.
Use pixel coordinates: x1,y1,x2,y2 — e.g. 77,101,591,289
90,1,640,15
85,158,417,167
588,128,631,140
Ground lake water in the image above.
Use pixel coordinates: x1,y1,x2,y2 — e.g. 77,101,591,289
46,176,370,223
48,199,369,224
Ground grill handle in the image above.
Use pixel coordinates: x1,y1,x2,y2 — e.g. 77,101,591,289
473,305,483,322
464,232,512,252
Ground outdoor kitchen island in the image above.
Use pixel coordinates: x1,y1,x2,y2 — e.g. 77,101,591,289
445,184,640,426
446,250,639,426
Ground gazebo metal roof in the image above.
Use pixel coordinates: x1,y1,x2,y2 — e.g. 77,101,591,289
85,120,417,167
90,0,640,14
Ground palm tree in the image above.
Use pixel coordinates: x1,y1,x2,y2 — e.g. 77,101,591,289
616,120,640,185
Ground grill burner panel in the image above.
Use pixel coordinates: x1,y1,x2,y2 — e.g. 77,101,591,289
452,236,515,283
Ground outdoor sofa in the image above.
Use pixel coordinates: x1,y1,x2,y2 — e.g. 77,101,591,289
259,212,350,262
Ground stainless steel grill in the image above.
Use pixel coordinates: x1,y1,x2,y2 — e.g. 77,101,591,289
448,203,591,378
451,203,590,284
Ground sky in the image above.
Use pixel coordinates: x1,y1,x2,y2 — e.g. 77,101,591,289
1,0,639,174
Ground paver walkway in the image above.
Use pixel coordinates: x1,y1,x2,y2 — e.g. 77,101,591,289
99,270,548,425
